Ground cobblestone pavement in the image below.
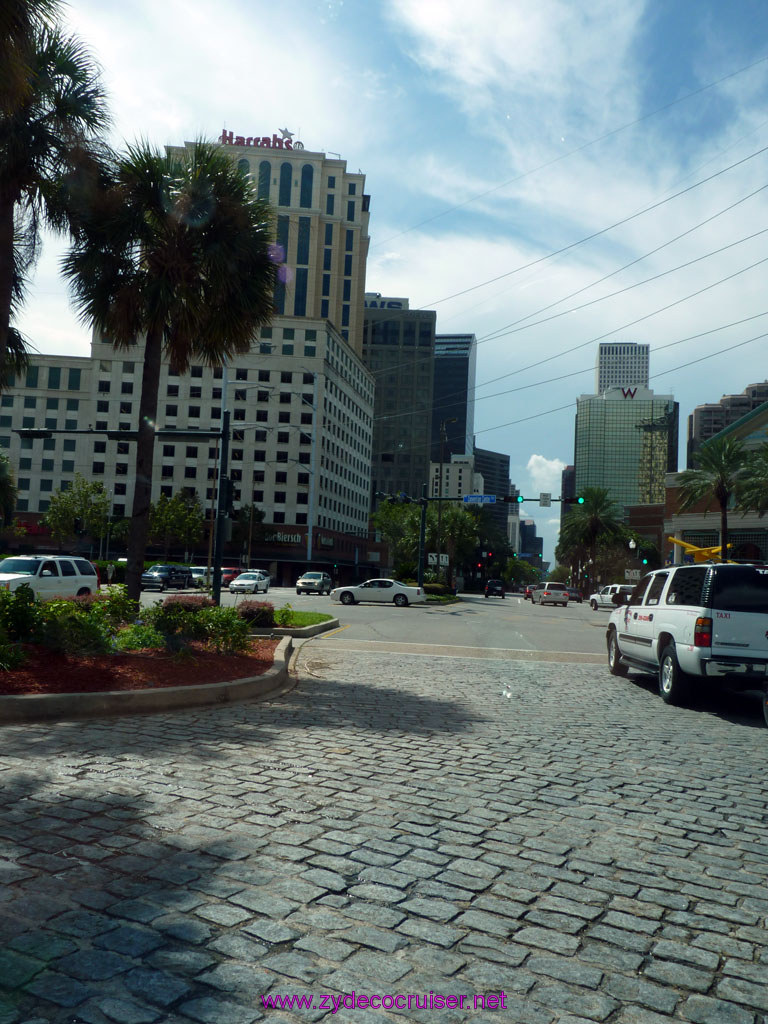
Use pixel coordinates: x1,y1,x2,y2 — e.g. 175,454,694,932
1,646,767,1024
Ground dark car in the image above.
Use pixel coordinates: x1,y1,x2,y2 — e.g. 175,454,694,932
524,585,535,600
566,587,583,603
140,564,192,592
484,579,505,599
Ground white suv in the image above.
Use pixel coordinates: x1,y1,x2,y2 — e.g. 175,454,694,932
607,564,768,718
590,584,634,610
0,555,100,600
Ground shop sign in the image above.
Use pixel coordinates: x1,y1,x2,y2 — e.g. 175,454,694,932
318,535,334,548
219,128,304,150
264,531,303,545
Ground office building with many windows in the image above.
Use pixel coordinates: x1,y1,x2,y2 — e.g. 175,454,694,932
687,381,768,465
362,294,436,505
431,334,477,462
472,446,511,537
595,342,650,394
172,132,371,355
575,386,678,513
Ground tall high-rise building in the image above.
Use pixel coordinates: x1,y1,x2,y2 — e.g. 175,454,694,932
431,334,477,461
362,295,436,504
687,381,768,465
473,446,511,536
170,131,371,354
595,342,650,393
560,464,576,531
574,386,678,511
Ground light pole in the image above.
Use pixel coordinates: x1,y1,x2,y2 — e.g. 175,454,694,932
436,417,457,581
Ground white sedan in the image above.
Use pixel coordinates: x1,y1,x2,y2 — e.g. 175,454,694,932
229,571,270,594
330,578,426,607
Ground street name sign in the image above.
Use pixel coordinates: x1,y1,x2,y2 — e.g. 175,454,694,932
625,569,642,580
463,494,496,503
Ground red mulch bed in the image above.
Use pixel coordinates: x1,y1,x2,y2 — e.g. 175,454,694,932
0,639,280,696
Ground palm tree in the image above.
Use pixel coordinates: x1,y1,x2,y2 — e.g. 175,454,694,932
675,436,749,559
559,486,623,565
0,453,18,525
0,17,109,382
739,443,768,519
62,141,277,599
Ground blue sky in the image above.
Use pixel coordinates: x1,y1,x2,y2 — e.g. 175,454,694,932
19,0,768,563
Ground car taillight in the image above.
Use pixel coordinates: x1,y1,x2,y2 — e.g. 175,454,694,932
694,616,712,647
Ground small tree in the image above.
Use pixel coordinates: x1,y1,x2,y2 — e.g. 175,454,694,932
676,436,749,558
43,474,109,547
149,492,204,558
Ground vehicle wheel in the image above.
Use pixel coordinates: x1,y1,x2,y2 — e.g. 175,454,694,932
394,594,408,607
501,594,505,599
296,590,301,596
160,582,166,593
658,643,690,705
590,599,598,610
76,587,90,597
607,630,628,677
340,591,355,605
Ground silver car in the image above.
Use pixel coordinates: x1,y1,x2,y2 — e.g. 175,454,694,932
531,582,570,607
296,571,332,595
229,571,270,595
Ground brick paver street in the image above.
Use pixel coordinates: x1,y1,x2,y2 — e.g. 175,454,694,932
1,645,767,1023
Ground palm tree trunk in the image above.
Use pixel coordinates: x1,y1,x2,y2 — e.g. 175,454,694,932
125,326,162,600
0,195,17,387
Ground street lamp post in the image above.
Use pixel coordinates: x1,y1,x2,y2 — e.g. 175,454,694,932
436,417,457,581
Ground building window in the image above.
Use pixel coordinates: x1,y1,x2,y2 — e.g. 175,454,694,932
94,440,106,454
278,411,290,423
256,410,268,422
304,345,316,357
115,463,128,476
166,404,177,417
237,157,249,176
190,365,203,378
258,160,270,199
328,176,335,189
184,466,196,478
92,462,104,474
119,402,132,415
234,408,245,421
162,445,175,457
279,162,292,206
282,344,294,355
343,280,351,301
25,366,38,388
326,194,334,215
342,304,350,326
235,368,248,381
321,299,329,319
347,201,355,221
189,406,200,418
160,486,172,498
161,465,173,478
24,397,36,409
66,398,78,411
121,381,133,394
299,165,313,208
63,439,75,452
41,459,54,472
98,380,110,393
253,450,266,462
190,386,201,398
68,368,81,390
345,229,353,251
97,400,108,413
273,512,285,524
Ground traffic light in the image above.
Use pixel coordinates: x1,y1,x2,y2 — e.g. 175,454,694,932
577,496,585,504
511,551,517,558
476,562,482,569
517,495,524,503
487,551,493,561
642,557,648,565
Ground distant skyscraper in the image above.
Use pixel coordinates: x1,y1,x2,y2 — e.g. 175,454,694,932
431,334,477,461
560,464,576,531
595,342,650,394
687,381,768,465
473,446,511,536
575,386,678,511
362,295,436,504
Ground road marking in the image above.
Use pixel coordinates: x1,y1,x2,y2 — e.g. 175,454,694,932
314,624,351,639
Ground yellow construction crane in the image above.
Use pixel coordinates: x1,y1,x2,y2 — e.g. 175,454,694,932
667,536,734,563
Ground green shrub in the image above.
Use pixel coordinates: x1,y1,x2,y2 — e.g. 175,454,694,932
0,585,42,642
56,587,139,630
40,603,112,656
142,601,205,650
197,606,250,654
274,603,294,627
235,600,275,627
162,594,215,612
114,623,165,652
0,625,25,671
423,583,449,596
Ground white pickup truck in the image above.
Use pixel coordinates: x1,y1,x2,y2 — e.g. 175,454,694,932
589,583,635,610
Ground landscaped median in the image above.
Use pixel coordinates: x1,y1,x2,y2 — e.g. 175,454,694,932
0,589,337,723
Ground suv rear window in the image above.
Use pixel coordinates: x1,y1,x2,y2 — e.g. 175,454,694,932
666,567,707,607
74,559,96,576
711,566,768,614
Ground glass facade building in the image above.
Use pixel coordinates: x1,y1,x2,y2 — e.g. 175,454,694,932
431,334,477,462
574,386,678,511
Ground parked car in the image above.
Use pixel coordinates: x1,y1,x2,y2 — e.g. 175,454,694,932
0,555,99,600
330,579,426,607
221,567,242,588
189,566,212,587
590,584,634,610
531,582,569,607
607,563,768,719
296,571,333,595
229,571,270,595
140,564,192,592
484,579,505,599
565,587,583,604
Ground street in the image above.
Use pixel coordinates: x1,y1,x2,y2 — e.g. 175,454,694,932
1,597,766,1023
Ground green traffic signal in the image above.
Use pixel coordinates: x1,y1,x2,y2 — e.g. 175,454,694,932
577,496,585,504
516,495,524,503
642,557,648,565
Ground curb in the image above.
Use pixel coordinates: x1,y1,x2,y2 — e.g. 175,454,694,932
250,618,339,638
0,637,295,725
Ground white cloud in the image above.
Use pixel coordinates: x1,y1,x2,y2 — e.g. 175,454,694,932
527,454,566,494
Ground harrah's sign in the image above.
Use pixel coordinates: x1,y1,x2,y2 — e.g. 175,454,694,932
219,129,304,150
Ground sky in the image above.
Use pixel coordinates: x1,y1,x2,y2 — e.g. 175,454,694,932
17,0,768,564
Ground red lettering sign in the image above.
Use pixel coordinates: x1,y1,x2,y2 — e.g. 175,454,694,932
621,387,637,398
219,129,294,150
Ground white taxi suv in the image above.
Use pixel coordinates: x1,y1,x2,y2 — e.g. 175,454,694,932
330,578,426,607
606,563,768,720
0,555,100,599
